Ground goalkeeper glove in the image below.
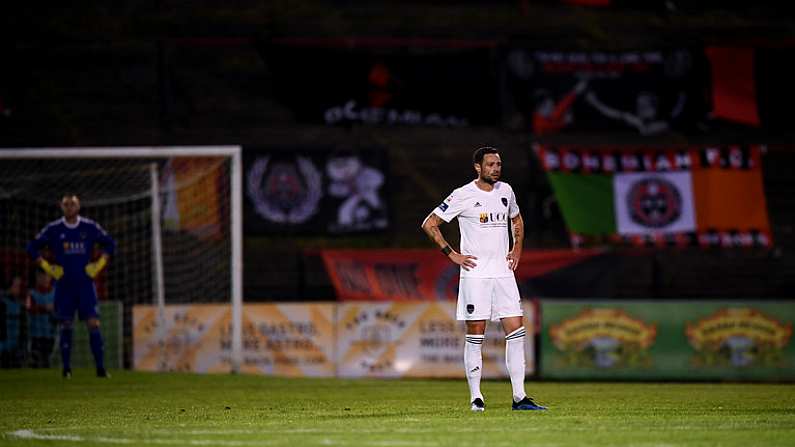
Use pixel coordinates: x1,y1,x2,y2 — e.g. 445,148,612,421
39,259,64,280
85,255,109,279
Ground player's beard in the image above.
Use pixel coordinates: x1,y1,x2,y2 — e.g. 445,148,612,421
480,172,499,185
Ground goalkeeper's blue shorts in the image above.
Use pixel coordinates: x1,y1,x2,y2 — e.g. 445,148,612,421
54,280,99,321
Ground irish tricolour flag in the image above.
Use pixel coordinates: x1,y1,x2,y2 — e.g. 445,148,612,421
535,145,772,247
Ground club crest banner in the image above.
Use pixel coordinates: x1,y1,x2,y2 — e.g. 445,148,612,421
613,171,696,235
244,148,389,234
536,144,772,247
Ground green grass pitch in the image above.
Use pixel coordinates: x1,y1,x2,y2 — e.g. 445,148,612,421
1,369,794,446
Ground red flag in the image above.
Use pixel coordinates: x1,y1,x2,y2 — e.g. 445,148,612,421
706,47,760,126
320,249,602,301
562,0,611,6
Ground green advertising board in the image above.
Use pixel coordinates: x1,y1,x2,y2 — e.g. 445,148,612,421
541,300,794,380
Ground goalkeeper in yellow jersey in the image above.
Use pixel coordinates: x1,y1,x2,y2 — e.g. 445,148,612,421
27,194,116,378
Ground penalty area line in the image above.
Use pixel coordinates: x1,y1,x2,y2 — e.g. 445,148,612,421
5,430,275,446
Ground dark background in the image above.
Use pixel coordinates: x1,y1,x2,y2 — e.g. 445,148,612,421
2,0,794,302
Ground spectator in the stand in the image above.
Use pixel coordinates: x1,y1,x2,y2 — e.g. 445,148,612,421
27,267,56,368
1,274,27,368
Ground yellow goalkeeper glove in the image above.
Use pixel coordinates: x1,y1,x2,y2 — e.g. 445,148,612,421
39,259,64,280
85,255,109,279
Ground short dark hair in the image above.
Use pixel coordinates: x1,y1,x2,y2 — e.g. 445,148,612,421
473,147,500,166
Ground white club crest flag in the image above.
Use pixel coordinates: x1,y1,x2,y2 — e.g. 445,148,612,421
613,172,696,235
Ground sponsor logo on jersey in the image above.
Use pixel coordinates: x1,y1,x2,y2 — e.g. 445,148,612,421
686,308,792,367
63,241,87,255
479,212,508,224
438,202,449,212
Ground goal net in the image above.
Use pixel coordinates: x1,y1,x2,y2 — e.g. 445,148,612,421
0,147,242,372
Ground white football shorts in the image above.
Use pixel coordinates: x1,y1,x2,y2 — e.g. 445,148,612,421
456,276,523,322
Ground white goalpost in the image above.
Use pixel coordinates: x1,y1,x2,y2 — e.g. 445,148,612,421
0,146,243,373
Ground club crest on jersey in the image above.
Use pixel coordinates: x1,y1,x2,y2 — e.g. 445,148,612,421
474,202,482,207
467,304,475,314
80,232,87,240
501,197,508,207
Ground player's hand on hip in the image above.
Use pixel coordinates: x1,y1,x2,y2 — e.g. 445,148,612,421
85,254,109,279
506,250,521,271
449,253,477,271
39,259,64,280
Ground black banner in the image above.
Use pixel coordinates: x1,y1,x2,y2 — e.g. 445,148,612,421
261,41,498,127
502,49,709,135
751,47,795,131
244,148,390,234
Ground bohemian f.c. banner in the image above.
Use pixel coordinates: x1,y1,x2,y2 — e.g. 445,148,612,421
536,144,772,248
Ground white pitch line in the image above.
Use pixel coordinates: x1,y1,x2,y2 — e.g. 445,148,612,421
367,441,438,446
26,425,558,436
6,431,82,442
6,429,544,447
148,429,260,435
5,430,274,446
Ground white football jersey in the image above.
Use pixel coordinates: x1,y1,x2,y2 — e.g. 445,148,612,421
432,180,520,278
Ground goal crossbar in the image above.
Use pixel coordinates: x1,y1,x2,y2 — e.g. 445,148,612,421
0,146,240,159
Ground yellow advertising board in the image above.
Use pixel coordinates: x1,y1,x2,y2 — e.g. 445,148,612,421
134,301,536,378
133,304,229,373
336,301,535,378
241,303,335,376
133,303,335,376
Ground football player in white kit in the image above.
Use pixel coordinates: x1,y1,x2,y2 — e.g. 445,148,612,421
421,147,546,412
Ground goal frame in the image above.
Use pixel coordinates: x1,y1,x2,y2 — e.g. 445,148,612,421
0,146,244,373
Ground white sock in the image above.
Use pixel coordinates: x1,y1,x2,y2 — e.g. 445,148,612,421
505,326,527,402
464,334,484,402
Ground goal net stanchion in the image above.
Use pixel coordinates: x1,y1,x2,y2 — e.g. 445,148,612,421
0,147,243,373
149,162,168,370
